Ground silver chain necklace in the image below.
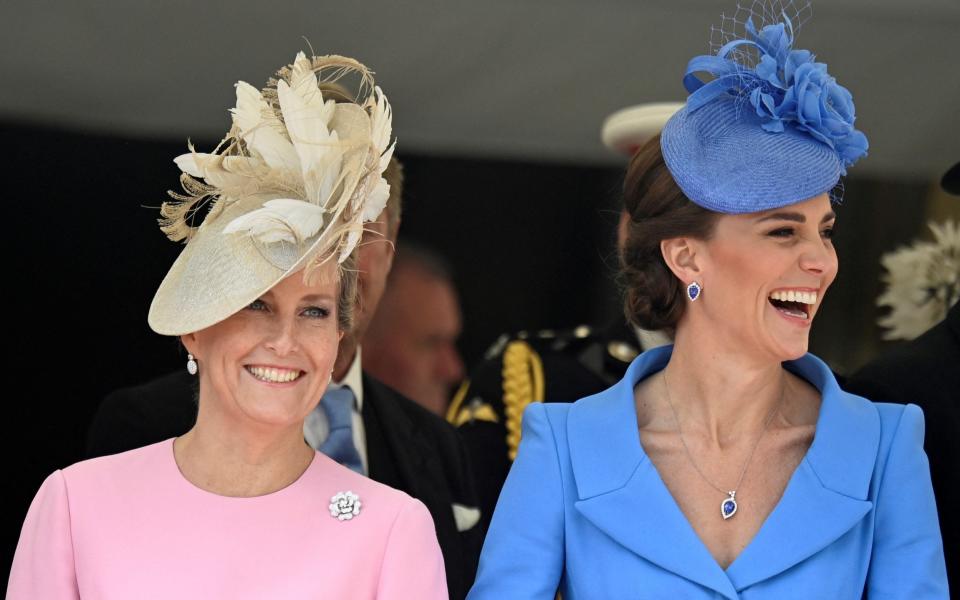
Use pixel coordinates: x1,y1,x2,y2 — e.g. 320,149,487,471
661,371,784,520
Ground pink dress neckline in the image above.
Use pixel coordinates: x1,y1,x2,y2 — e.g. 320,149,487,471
164,437,322,502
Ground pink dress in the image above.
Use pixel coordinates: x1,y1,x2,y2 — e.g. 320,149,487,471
7,440,447,599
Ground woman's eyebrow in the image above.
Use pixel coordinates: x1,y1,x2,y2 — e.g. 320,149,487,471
756,212,805,223
755,211,837,224
300,294,336,303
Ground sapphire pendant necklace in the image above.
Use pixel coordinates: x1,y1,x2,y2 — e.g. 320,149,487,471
661,371,783,520
721,491,738,520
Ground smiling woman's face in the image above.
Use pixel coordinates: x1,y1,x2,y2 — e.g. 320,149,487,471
692,193,839,361
182,262,342,430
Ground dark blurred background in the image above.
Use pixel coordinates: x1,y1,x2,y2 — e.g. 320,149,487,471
2,0,958,578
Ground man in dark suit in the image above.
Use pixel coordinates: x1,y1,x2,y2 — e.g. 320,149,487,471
88,158,482,600
448,319,668,527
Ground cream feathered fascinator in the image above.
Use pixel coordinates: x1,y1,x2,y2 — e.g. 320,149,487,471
876,220,959,341
148,53,395,336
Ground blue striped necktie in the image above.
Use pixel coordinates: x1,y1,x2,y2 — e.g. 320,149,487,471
318,386,364,474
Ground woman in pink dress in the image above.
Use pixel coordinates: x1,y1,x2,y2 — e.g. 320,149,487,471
8,53,447,599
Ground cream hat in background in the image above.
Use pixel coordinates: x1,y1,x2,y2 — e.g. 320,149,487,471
149,53,395,336
601,102,683,157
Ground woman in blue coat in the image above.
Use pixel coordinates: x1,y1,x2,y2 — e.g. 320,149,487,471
468,7,948,600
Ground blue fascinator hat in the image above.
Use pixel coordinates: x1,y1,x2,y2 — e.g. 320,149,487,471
661,3,868,214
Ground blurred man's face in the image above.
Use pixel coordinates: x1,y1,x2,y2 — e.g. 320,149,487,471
353,213,396,343
362,264,465,415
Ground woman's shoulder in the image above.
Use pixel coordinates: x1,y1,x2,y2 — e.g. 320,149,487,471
518,401,576,450
831,383,923,449
59,438,175,490
525,400,575,423
872,402,925,456
870,400,921,423
516,377,638,451
20,440,177,530
304,456,439,560
517,384,640,476
820,385,926,481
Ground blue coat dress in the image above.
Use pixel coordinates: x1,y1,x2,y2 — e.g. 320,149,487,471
467,346,948,599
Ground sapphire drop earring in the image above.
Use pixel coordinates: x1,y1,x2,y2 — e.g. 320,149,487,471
686,281,702,301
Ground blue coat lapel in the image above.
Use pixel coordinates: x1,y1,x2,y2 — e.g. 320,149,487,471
567,346,880,597
727,354,880,590
568,348,740,599
574,461,741,598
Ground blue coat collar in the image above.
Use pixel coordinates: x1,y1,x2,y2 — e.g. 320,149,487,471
568,345,879,598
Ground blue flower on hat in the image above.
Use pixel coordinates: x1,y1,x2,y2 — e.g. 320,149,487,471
682,13,868,173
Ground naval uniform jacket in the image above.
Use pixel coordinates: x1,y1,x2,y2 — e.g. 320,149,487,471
468,346,948,599
451,320,667,532
87,370,482,600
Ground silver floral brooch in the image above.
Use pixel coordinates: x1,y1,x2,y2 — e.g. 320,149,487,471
329,491,362,521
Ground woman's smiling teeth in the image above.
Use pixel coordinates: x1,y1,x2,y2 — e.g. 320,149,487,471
768,290,818,320
245,366,304,383
769,290,817,304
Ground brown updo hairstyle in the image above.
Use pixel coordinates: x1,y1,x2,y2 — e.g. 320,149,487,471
620,134,720,333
